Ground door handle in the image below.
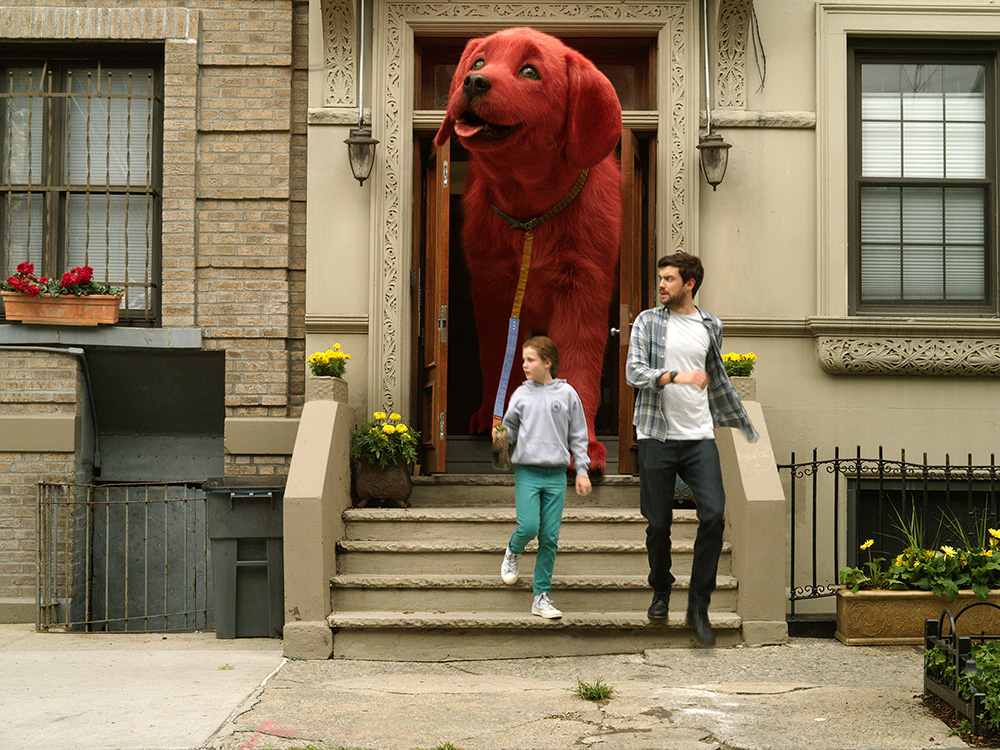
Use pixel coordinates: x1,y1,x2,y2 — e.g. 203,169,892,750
610,328,620,336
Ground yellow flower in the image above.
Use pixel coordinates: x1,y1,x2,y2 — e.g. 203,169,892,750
860,539,874,551
396,424,409,434
941,545,956,557
990,528,1000,539
894,554,904,567
924,549,935,561
382,424,396,434
333,343,342,350
373,411,387,420
960,555,968,567
389,413,402,422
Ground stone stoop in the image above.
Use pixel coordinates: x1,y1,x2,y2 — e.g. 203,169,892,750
326,475,743,659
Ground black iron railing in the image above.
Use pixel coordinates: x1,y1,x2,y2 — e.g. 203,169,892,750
779,448,1000,616
924,602,1000,736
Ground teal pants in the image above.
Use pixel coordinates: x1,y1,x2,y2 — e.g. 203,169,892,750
508,465,567,595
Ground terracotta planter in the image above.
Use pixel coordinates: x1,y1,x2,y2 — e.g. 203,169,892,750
835,588,1000,645
1,291,121,326
730,375,756,401
354,459,413,508
305,375,349,403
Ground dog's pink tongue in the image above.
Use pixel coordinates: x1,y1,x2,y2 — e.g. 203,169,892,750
455,121,484,138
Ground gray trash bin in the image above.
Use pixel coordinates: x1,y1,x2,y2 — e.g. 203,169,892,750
203,477,286,639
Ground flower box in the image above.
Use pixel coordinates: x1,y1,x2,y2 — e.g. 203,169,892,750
1,291,121,326
836,588,1000,645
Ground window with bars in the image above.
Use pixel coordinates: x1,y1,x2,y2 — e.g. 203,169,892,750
1,54,163,322
849,41,998,315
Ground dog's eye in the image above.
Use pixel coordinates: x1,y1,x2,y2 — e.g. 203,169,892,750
519,65,540,80
471,59,485,70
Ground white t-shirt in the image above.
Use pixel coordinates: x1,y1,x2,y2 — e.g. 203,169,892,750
636,310,714,441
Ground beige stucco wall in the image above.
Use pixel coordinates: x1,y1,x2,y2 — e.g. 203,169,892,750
304,0,1000,617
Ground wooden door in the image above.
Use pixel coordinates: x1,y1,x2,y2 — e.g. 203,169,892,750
419,140,450,472
617,129,643,474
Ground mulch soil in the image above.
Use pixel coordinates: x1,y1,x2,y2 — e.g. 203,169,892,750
923,692,1000,748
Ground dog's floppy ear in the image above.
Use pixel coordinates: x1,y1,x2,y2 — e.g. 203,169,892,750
435,37,485,147
564,51,622,169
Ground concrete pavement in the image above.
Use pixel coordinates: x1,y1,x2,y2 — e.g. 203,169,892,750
0,624,973,750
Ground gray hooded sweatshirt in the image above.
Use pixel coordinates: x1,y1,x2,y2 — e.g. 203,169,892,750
502,378,590,477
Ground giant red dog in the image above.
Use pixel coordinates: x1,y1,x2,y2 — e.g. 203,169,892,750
435,27,623,472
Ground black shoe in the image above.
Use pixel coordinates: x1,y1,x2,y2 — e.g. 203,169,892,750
686,607,716,646
647,592,669,620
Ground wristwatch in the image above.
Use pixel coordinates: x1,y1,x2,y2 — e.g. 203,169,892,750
668,371,678,384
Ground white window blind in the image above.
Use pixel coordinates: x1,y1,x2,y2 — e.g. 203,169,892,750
859,61,988,305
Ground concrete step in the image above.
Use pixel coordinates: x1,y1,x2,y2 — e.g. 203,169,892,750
342,507,699,542
408,474,657,509
330,573,738,612
335,539,732,576
326,610,742,659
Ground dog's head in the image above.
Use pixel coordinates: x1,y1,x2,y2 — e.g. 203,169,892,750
434,27,622,170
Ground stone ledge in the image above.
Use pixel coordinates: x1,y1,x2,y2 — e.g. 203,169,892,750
0,325,202,349
327,610,742,630
330,573,738,590
337,539,724,554
413,473,640,487
342,507,666,523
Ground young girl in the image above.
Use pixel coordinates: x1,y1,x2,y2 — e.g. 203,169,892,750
493,336,592,618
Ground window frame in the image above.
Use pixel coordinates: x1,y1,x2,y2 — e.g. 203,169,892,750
847,38,999,317
1,43,164,325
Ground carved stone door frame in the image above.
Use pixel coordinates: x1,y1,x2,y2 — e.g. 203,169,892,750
367,0,698,417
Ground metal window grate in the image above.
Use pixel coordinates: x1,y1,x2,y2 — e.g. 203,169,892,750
36,482,212,633
2,62,162,323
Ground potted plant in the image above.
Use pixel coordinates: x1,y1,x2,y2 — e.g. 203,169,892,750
305,343,351,402
722,351,756,400
836,520,1000,645
350,411,420,507
2,263,124,326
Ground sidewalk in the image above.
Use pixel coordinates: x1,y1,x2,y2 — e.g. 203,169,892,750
0,624,970,750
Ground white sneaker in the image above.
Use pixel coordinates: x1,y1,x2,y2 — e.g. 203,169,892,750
501,547,520,585
531,592,562,619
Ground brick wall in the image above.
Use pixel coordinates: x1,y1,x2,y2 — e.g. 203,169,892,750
0,351,84,601
0,1,308,606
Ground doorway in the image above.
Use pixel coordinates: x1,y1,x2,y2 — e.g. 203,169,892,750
411,35,659,475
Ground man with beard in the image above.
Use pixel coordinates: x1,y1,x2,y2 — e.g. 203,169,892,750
625,252,758,646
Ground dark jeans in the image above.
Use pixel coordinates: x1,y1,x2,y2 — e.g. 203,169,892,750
638,438,726,611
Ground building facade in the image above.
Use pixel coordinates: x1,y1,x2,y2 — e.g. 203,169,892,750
3,0,1000,624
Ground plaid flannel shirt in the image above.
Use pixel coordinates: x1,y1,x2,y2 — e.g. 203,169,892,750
625,305,759,443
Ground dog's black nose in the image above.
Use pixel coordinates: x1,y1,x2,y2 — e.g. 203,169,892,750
463,73,490,101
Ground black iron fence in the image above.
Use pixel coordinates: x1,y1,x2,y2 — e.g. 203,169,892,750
779,448,1000,617
37,481,212,632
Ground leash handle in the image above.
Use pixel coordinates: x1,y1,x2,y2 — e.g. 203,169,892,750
493,316,521,422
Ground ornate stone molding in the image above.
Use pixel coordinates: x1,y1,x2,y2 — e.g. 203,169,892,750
321,0,356,107
816,337,1000,376
374,1,691,412
716,0,752,109
305,314,369,335
704,109,816,129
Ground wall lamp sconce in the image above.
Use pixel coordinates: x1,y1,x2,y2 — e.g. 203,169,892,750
346,0,377,186
345,125,379,186
698,0,732,190
696,131,731,191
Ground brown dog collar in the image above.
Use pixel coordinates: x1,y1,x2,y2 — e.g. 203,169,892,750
489,169,589,232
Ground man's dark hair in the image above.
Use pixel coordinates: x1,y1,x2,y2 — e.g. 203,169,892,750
657,252,704,295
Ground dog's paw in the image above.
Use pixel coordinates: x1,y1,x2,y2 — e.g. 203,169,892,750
468,407,494,435
587,439,607,475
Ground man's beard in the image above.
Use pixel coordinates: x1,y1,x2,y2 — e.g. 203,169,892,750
663,290,691,310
